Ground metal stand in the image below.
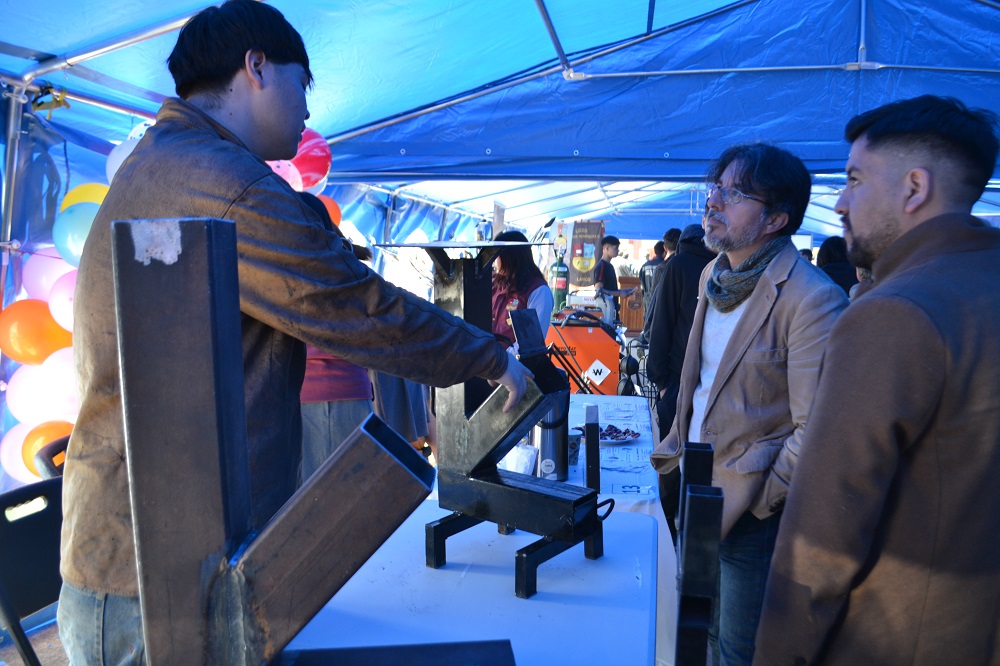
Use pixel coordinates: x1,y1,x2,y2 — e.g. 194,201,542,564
415,242,603,597
674,442,723,666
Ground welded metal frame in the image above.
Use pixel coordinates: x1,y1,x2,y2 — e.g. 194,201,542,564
674,443,722,666
112,217,435,664
416,242,603,597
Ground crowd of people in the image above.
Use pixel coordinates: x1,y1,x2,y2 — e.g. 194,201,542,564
53,1,1000,664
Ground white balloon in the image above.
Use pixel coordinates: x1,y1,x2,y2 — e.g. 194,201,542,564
106,135,141,184
306,177,328,196
128,120,155,141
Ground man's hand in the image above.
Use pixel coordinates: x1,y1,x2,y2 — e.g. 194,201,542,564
496,356,534,413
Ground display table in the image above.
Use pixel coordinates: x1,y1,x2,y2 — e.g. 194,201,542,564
567,394,677,666
286,501,658,665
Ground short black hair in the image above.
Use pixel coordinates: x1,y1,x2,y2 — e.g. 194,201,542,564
816,236,848,268
601,235,620,248
845,95,999,206
707,143,812,236
662,228,681,252
653,241,665,257
168,0,313,99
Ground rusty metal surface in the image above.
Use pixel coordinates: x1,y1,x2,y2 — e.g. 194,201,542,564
113,219,434,664
234,415,433,664
423,246,602,595
113,218,252,664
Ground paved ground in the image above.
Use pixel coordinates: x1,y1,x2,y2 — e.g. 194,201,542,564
0,621,67,666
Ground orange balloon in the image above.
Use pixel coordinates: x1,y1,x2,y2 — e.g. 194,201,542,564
22,420,73,477
317,194,342,226
0,299,74,364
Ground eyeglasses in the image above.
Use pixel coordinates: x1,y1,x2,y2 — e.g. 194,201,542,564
708,184,766,206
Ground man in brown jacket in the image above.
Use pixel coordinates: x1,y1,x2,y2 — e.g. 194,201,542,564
755,96,1000,664
57,2,531,662
651,144,847,665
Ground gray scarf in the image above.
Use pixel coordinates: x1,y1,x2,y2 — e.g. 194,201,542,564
705,236,790,313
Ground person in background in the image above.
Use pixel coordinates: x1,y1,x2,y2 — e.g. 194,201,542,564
593,234,636,324
755,95,1000,666
644,221,716,544
639,228,683,344
297,192,375,481
57,2,532,661
799,247,814,262
639,240,666,312
849,265,873,299
650,143,848,666
815,235,858,295
491,230,553,354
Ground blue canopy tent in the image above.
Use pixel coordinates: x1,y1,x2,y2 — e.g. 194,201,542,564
2,0,998,246
0,0,998,490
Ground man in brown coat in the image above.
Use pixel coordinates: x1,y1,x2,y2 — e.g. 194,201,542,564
755,96,1000,664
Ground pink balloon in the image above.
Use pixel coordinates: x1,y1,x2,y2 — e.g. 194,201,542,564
22,247,74,300
267,160,303,191
5,348,79,425
291,129,332,190
0,423,36,484
48,269,77,332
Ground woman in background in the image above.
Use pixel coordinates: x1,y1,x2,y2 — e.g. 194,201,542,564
298,192,375,482
491,230,553,355
816,235,858,296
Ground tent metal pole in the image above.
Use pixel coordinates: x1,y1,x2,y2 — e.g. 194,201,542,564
1,84,27,308
61,90,157,121
858,0,868,66
326,0,759,146
533,0,571,71
368,185,489,221
0,68,158,123
17,4,241,85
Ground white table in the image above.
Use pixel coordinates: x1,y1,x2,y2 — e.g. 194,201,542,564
287,501,658,665
567,394,678,666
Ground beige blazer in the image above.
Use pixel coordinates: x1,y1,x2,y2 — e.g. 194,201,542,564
651,241,847,538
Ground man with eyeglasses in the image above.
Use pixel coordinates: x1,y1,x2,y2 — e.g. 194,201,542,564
651,143,847,665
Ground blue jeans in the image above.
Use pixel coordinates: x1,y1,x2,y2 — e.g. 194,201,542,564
58,581,145,665
300,399,373,482
709,510,781,666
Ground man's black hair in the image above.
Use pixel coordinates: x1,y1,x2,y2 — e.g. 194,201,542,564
845,95,999,206
601,235,621,247
707,143,812,236
653,241,665,257
663,228,681,253
168,0,313,99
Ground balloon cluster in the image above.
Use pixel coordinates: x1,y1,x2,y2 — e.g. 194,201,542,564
0,181,104,483
266,128,333,194
266,129,342,225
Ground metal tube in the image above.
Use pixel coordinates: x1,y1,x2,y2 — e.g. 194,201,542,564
859,0,868,66
18,4,241,85
326,0,759,146
0,85,27,311
533,0,572,71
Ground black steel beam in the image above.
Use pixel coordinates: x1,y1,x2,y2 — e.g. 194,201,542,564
113,218,252,664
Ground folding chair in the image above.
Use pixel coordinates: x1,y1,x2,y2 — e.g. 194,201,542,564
33,435,69,479
0,477,63,666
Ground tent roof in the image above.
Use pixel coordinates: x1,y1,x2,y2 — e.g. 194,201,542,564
2,0,999,240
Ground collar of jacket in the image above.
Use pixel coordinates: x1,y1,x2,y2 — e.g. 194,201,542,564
157,96,256,156
871,213,1000,284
